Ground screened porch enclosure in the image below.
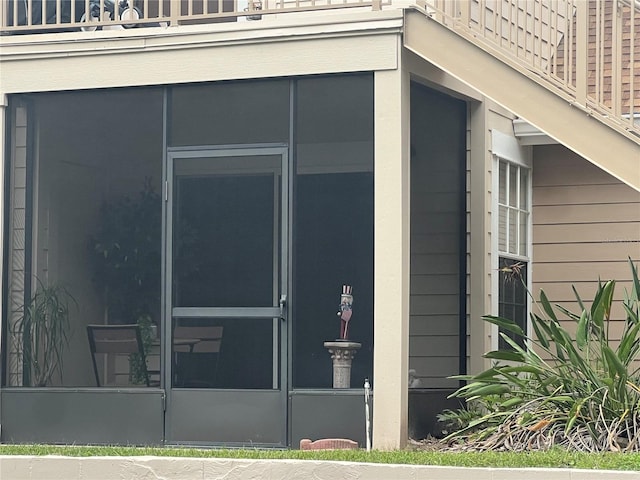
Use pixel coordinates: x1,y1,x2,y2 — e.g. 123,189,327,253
1,73,467,445
1,74,378,445
5,88,165,389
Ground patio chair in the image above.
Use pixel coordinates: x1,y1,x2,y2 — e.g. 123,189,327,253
172,325,223,387
87,324,156,387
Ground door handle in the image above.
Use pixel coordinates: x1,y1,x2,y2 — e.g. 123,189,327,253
279,294,287,320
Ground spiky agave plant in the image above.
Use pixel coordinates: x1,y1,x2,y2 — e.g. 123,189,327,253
446,259,640,452
13,279,76,387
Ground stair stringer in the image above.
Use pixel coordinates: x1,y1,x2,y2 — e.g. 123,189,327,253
404,8,640,192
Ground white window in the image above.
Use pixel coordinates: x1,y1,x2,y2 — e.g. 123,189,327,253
491,130,532,350
497,159,530,349
498,160,529,258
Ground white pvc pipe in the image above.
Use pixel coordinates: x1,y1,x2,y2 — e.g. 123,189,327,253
364,378,371,452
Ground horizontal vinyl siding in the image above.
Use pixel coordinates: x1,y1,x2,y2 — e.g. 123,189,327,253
466,101,475,371
530,281,634,305
534,261,640,281
410,274,458,295
410,314,459,336
6,104,29,386
409,83,465,390
534,203,640,224
534,184,640,205
534,222,640,244
534,242,640,263
532,145,640,354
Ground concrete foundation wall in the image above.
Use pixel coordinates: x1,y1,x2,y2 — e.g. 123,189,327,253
1,456,637,480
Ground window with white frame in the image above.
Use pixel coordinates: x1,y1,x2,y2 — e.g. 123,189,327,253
497,158,530,349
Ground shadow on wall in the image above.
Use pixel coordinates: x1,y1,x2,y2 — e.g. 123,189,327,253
408,389,463,440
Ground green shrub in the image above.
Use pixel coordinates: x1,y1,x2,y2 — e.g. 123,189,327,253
12,279,77,387
446,259,640,452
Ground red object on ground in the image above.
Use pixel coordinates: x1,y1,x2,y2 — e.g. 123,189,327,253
299,438,359,450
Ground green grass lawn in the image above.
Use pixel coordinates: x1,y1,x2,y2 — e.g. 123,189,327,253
0,445,639,471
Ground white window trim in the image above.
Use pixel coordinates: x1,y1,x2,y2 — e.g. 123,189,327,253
490,129,532,351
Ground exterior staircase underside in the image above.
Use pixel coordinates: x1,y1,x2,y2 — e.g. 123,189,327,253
404,8,640,192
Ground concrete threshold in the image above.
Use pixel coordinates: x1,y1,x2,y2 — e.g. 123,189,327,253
1,455,639,479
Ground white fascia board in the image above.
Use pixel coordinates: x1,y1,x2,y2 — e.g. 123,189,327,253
0,10,402,94
512,118,558,146
492,129,532,167
0,10,403,59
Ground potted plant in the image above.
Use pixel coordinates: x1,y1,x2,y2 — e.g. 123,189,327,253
88,178,162,384
88,178,162,325
12,279,76,387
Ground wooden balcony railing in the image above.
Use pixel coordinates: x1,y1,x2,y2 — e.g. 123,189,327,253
426,0,640,137
2,1,638,139
0,0,388,33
